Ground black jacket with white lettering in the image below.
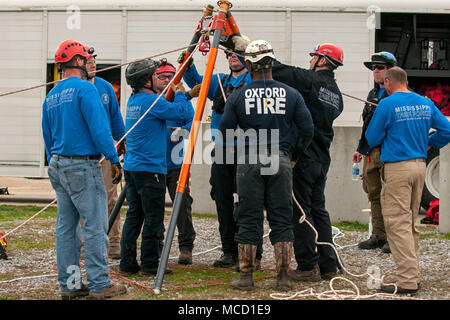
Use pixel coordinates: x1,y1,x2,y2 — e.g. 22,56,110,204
272,62,344,163
219,79,314,158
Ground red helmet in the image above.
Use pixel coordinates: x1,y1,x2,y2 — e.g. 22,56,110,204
55,40,89,63
155,58,176,74
310,43,344,67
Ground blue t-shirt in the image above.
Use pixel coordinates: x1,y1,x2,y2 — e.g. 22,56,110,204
366,91,450,162
42,76,119,164
183,65,253,145
166,101,195,170
93,77,125,141
219,80,314,156
123,91,190,174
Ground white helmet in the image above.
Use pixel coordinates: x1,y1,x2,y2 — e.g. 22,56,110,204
244,40,276,64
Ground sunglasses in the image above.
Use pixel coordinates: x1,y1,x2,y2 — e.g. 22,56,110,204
372,65,387,71
156,74,174,81
226,51,243,57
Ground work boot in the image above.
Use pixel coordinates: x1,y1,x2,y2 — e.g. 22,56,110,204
289,264,321,282
358,236,386,250
178,250,193,265
274,242,293,291
61,283,90,300
213,252,237,268
89,284,127,300
231,244,256,291
235,258,261,272
381,241,391,254
108,245,120,259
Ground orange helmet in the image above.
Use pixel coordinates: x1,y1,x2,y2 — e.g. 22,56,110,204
84,45,97,59
55,40,89,63
310,43,344,67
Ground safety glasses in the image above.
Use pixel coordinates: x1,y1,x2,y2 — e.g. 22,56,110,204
372,64,387,71
156,74,174,81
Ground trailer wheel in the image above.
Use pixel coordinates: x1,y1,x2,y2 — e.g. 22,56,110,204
421,147,439,211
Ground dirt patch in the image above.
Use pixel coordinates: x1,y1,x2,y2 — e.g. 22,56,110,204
0,213,449,300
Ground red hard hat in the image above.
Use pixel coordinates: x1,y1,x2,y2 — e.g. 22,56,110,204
310,43,344,67
155,58,176,74
55,40,89,63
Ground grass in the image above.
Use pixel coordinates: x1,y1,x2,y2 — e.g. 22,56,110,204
0,205,58,221
332,221,369,232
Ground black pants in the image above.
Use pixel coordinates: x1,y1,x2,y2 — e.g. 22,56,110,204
120,170,166,270
166,168,196,251
235,154,294,246
210,147,262,258
292,160,337,274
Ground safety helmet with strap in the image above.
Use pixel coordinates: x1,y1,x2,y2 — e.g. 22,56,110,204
125,59,160,92
363,51,397,70
55,40,89,63
244,39,276,70
310,43,344,69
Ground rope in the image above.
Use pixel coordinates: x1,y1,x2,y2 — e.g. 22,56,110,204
269,191,414,300
0,43,200,241
0,43,199,98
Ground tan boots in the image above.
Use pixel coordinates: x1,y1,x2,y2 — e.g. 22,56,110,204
231,242,293,292
231,244,257,291
274,241,293,291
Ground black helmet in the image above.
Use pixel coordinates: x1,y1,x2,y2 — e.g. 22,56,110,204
364,52,397,70
125,59,160,89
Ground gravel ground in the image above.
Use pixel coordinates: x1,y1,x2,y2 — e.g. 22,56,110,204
0,213,449,300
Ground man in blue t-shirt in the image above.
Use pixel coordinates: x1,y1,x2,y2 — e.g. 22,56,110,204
152,58,197,265
42,40,126,300
366,67,450,295
179,36,264,269
85,46,126,259
119,58,191,276
220,40,314,291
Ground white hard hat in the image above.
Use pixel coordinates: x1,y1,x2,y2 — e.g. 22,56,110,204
244,40,275,64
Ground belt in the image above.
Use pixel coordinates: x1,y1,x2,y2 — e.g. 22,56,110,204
52,154,100,160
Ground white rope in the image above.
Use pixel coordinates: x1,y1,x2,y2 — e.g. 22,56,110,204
0,273,58,284
269,191,409,300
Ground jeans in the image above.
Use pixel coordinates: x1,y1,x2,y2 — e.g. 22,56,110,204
120,170,166,270
48,156,110,293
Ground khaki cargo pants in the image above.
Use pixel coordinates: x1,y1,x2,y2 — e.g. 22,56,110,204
362,147,386,240
101,159,120,247
381,159,426,290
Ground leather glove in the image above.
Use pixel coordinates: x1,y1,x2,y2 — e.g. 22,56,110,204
177,50,194,69
116,140,127,157
111,162,123,184
169,127,189,142
188,84,202,98
171,81,186,94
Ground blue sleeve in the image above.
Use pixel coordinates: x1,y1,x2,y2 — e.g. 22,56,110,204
150,92,190,121
293,94,314,154
428,107,450,149
181,101,195,131
107,84,125,141
79,83,119,163
183,64,223,101
365,101,391,149
41,103,53,164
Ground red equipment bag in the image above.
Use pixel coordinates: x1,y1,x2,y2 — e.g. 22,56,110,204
421,199,439,225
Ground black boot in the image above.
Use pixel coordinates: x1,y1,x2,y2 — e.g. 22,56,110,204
231,244,256,291
274,242,293,291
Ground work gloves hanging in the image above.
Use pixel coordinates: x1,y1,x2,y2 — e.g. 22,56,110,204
177,50,194,69
111,162,123,184
116,140,127,157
